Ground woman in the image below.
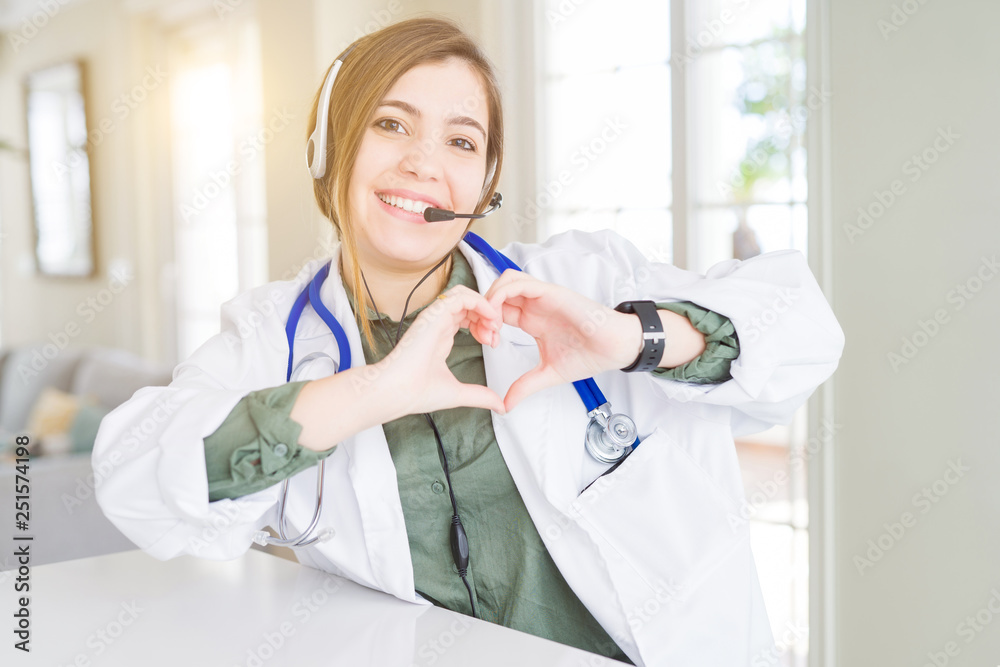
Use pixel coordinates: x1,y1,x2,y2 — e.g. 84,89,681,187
94,17,844,666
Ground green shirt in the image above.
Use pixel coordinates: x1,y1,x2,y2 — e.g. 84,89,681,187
204,248,740,663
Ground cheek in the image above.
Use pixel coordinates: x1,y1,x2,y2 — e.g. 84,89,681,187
453,164,487,208
348,144,381,211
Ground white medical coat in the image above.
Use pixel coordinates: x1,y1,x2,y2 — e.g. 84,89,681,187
93,228,845,666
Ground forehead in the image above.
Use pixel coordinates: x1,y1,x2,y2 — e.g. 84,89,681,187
382,58,489,130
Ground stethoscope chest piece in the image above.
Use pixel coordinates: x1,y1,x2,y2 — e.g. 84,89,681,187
585,403,637,464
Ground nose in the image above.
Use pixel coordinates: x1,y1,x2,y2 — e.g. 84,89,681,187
399,135,444,181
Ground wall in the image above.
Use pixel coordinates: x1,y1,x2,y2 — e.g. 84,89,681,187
0,0,148,356
829,1,1000,665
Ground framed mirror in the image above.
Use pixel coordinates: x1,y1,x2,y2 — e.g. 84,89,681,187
24,60,96,277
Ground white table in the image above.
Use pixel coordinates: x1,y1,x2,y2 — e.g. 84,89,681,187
1,548,629,666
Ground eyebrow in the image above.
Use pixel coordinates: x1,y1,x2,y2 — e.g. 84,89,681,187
377,99,487,141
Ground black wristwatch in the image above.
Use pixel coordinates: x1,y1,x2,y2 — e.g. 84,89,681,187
614,300,666,373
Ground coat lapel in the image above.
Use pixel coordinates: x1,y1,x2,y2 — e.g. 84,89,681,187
314,249,416,601
459,240,588,514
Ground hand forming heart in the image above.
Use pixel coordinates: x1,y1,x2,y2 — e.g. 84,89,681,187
483,269,641,412
373,272,641,418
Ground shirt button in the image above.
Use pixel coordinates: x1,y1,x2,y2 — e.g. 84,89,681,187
431,481,445,495
273,443,289,457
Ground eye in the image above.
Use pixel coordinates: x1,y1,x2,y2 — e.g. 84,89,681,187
375,118,407,135
449,137,476,152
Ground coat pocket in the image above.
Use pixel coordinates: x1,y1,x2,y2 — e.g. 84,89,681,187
572,425,744,600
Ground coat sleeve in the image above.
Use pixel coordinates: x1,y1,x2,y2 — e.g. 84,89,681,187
92,280,298,561
510,229,845,437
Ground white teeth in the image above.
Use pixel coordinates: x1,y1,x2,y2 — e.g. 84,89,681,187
378,193,432,214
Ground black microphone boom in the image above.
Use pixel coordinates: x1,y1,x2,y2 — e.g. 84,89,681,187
423,207,458,222
423,192,503,223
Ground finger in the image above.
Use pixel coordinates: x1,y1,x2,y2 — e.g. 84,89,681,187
460,294,504,344
470,319,494,347
503,365,561,413
449,286,502,322
445,294,496,341
488,281,544,322
483,267,524,301
437,288,499,330
432,290,500,347
490,279,545,308
452,382,507,415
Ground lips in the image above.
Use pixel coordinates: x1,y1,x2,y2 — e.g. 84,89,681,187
374,189,447,223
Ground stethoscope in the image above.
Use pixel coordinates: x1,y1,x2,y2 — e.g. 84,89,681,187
254,230,643,551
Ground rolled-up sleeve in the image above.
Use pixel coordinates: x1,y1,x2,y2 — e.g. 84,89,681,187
204,381,337,502
650,301,740,385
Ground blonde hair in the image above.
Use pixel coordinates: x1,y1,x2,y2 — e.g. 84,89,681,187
306,16,504,352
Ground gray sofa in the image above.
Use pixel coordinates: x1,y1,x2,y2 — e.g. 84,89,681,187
0,344,173,568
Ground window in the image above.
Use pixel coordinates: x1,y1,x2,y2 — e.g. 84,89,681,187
540,0,673,262
167,15,267,361
539,1,810,664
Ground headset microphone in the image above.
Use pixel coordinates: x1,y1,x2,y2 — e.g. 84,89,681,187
423,192,503,222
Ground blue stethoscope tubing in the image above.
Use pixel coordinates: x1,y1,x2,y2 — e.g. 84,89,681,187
260,231,640,548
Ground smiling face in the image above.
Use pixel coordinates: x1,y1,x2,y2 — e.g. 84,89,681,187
347,57,490,271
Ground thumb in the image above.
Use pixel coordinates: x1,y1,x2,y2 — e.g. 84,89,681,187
456,383,508,415
503,366,559,413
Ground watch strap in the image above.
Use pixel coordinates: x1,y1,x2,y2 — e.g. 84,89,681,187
614,300,665,372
